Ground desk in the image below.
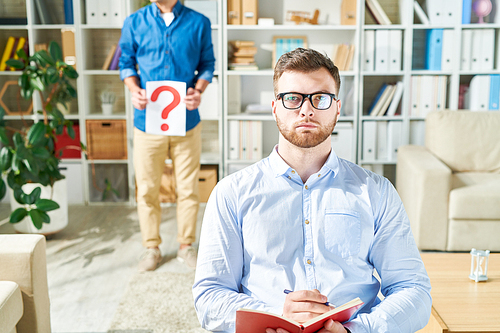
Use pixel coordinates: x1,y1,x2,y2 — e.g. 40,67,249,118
418,252,500,333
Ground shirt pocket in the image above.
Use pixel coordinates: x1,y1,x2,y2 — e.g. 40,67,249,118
324,210,361,258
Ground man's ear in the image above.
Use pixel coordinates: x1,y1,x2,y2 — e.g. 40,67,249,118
271,100,277,122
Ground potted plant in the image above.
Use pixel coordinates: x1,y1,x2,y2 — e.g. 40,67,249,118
100,91,115,116
0,40,79,233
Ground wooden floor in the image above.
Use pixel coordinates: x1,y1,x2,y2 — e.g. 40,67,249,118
0,203,205,333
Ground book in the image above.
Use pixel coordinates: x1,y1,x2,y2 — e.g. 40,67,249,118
371,84,395,116
109,44,121,70
365,0,392,25
386,81,404,116
35,0,55,24
0,36,16,71
344,44,355,71
376,84,397,116
102,44,117,70
425,29,443,70
367,83,387,115
413,1,429,24
11,37,26,71
0,17,28,25
462,0,472,24
6,37,19,71
235,297,363,333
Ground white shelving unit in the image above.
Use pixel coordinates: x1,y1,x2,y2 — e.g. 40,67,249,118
0,0,224,205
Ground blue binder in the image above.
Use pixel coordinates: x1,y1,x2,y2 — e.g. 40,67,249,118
489,74,500,110
64,0,74,24
462,0,471,24
426,29,443,71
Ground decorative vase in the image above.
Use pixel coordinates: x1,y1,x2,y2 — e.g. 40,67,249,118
10,179,68,235
102,103,113,115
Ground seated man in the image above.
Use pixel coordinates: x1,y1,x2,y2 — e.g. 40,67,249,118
193,48,432,333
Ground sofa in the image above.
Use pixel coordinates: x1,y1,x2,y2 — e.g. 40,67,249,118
396,111,500,251
0,235,51,333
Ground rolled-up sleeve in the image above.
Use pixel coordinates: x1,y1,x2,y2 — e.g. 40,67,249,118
196,17,215,83
119,16,139,81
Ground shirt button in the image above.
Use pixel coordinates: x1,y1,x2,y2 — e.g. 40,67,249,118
318,174,321,177
287,176,291,180
165,51,169,54
164,66,168,68
305,185,308,190
291,170,295,174
307,259,312,265
305,219,309,225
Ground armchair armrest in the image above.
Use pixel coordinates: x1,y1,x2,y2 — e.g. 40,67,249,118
0,235,51,333
396,145,452,250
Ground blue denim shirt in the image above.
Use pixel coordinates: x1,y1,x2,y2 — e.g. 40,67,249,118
119,1,215,132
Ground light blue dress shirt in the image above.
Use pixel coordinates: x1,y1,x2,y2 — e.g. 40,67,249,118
119,2,215,132
193,146,432,333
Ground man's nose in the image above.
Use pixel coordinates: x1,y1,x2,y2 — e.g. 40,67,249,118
299,97,315,117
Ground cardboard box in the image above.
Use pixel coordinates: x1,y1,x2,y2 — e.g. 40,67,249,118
158,164,218,203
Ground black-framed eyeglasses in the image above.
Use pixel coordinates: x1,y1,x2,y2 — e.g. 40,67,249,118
276,92,338,110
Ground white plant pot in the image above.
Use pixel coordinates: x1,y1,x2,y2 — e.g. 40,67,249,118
10,179,68,235
102,104,113,115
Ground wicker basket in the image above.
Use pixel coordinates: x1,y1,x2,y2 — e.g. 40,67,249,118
86,120,127,159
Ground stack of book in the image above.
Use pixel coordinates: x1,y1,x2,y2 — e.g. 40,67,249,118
332,43,355,71
229,40,258,70
102,44,122,70
0,36,28,71
367,81,404,117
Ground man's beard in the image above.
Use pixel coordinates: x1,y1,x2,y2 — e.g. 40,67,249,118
276,116,336,148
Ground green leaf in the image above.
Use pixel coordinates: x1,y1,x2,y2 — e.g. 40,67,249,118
0,147,12,172
27,121,46,146
67,123,75,139
49,41,63,62
5,59,24,69
31,147,50,159
11,156,21,174
20,86,33,100
38,210,50,224
0,179,6,201
35,199,59,212
63,66,78,79
46,66,59,83
30,77,45,91
0,127,8,146
28,209,43,229
16,48,28,62
12,132,23,148
35,50,55,66
21,186,41,205
9,208,28,224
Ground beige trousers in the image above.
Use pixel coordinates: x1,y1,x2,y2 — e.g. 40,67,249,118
134,124,201,248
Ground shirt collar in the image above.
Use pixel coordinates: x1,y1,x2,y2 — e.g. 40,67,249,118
153,1,183,18
269,145,341,178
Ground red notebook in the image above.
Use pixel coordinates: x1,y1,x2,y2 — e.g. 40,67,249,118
236,297,363,333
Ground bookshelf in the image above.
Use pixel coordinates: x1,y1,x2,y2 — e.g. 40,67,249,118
0,0,224,205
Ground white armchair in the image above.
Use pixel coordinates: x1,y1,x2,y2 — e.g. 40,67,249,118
396,111,500,251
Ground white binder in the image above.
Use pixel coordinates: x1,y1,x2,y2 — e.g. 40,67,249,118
362,121,377,161
228,120,240,160
470,29,483,71
419,75,434,117
469,75,490,111
376,121,388,161
441,0,457,26
441,29,454,71
480,29,495,71
388,29,402,72
363,30,375,72
461,29,472,71
331,122,354,162
250,121,262,160
86,0,100,25
110,1,126,26
387,121,403,162
410,75,420,116
375,30,390,72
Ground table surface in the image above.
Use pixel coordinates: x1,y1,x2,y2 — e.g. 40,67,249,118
419,252,500,332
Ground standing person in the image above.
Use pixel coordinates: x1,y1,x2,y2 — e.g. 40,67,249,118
193,48,431,332
119,0,215,271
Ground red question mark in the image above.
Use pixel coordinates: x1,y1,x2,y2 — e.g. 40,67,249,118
151,86,181,132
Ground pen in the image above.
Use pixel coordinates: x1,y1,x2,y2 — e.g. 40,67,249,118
283,289,331,307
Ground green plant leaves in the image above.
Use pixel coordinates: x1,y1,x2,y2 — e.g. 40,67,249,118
21,186,41,205
48,41,63,62
9,208,27,223
27,121,46,145
0,127,8,145
0,179,6,200
5,59,24,70
36,199,59,212
0,147,12,171
34,50,56,67
28,209,43,229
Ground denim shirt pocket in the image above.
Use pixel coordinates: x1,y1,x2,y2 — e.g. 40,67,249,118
324,210,361,258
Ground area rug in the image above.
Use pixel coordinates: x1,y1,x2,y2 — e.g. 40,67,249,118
108,271,209,333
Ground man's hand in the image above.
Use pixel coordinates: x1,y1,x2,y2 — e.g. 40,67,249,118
184,87,201,110
283,289,331,323
131,88,148,110
265,319,347,333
